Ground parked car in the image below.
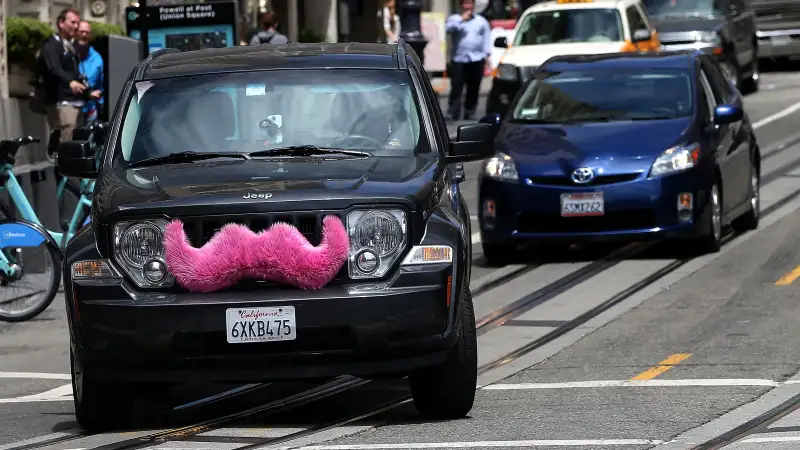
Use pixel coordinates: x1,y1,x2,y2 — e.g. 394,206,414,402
477,50,760,264
57,41,493,431
487,0,661,117
642,0,760,94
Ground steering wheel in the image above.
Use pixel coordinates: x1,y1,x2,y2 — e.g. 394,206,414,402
330,134,385,150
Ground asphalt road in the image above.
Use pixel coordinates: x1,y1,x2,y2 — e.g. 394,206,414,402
3,69,800,450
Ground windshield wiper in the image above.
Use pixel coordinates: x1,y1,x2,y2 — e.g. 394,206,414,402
128,151,251,168
248,145,370,158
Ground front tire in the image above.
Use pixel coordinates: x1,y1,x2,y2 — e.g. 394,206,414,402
408,284,477,420
71,349,135,432
695,181,723,254
732,159,760,232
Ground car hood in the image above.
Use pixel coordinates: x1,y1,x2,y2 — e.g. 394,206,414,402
651,17,726,35
500,42,631,68
495,118,693,178
93,155,439,221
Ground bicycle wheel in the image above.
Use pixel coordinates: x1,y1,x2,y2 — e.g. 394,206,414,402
58,181,89,232
0,221,61,322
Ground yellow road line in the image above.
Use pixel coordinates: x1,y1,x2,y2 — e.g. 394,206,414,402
631,353,692,381
776,265,800,286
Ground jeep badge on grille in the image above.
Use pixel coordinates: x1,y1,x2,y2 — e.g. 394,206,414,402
243,193,273,199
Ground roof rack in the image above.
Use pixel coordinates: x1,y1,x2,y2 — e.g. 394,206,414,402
133,47,181,80
396,38,408,69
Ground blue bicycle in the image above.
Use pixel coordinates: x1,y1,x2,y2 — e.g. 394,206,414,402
0,132,96,322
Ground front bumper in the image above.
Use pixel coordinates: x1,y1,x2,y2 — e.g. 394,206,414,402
477,169,711,244
756,30,800,58
70,268,458,383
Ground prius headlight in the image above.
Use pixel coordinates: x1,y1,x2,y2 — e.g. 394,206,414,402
113,219,174,288
649,143,701,177
347,209,407,279
484,152,519,180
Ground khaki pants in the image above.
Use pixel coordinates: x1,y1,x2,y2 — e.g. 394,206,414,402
46,104,81,142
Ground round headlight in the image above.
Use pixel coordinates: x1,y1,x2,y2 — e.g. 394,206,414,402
143,258,167,283
353,212,403,257
355,249,379,273
118,222,164,269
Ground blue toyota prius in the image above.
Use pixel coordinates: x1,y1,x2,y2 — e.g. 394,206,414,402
477,50,761,264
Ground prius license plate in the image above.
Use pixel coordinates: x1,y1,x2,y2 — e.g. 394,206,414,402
226,306,296,343
561,193,605,217
772,36,792,46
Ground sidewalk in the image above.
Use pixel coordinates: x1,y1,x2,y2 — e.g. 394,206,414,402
431,76,493,97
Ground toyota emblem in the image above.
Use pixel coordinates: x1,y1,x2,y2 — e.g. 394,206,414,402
571,167,594,184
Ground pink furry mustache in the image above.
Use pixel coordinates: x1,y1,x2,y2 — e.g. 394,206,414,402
163,215,349,293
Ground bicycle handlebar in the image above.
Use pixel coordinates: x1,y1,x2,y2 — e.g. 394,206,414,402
0,136,42,161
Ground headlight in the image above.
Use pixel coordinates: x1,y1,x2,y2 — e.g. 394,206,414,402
649,143,700,177
496,63,518,82
113,219,174,288
699,33,722,46
484,152,519,180
346,209,407,279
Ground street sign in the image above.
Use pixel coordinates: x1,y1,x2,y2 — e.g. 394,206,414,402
125,1,238,55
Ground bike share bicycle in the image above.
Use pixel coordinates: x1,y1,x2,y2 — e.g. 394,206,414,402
0,123,105,322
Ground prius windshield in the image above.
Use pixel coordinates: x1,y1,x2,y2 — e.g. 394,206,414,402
513,8,625,45
510,69,695,123
115,69,426,165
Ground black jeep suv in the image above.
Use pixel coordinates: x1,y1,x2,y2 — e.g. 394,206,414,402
57,41,494,431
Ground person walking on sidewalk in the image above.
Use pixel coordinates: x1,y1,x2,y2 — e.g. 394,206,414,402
249,12,289,45
445,0,492,121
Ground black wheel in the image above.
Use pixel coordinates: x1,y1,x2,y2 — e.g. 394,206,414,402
408,284,477,420
732,159,760,232
740,57,760,94
0,239,61,322
58,181,89,232
695,181,723,254
481,242,515,266
71,349,135,432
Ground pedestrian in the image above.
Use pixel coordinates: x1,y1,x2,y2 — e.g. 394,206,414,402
378,0,401,44
445,0,492,121
75,21,104,124
35,7,85,141
249,11,289,45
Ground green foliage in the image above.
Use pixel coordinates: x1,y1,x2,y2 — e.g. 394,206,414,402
86,21,125,40
6,17,53,67
5,17,125,68
298,28,324,43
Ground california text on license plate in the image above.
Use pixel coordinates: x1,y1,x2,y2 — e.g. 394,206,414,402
226,306,297,343
561,192,605,217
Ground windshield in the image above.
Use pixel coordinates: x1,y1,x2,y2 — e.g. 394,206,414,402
115,69,426,166
512,8,624,46
642,0,725,18
510,69,694,123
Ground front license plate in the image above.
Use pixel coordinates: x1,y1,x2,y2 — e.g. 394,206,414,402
226,306,297,343
561,192,605,217
772,36,792,46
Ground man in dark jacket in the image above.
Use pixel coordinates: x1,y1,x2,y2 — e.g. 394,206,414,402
249,12,289,45
37,8,97,141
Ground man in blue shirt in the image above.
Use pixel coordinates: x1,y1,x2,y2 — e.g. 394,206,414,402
445,0,492,121
74,21,103,123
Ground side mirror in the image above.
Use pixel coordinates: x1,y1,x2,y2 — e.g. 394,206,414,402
447,123,495,163
478,113,502,137
494,36,508,48
631,29,651,43
713,104,743,125
57,140,98,179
